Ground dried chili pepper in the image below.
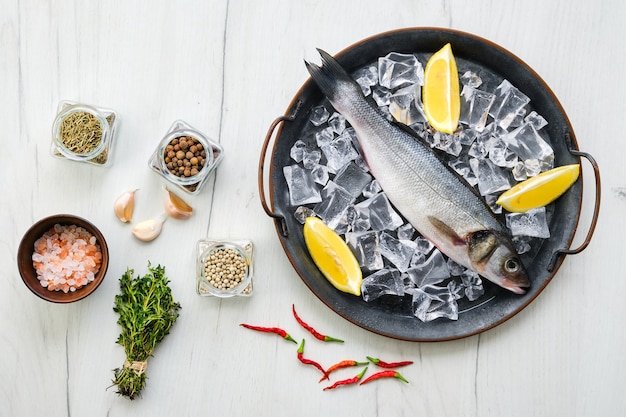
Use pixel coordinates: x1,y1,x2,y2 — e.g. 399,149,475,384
292,304,344,343
323,367,368,391
319,359,369,382
296,339,329,379
239,323,297,344
359,370,409,385
366,356,414,368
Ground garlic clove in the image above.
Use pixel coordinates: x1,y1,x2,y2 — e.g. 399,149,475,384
164,186,193,219
114,189,137,223
132,213,167,242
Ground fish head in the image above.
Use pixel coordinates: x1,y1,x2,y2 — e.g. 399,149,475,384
468,230,530,294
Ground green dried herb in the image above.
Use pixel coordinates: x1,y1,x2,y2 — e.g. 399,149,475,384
111,263,181,400
60,111,103,154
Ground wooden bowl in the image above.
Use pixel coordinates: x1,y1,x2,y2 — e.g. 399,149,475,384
17,214,109,303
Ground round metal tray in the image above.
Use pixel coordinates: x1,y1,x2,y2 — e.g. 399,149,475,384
259,28,600,341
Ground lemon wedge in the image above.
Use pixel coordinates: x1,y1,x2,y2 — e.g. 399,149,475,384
496,164,580,212
423,43,460,134
303,216,362,296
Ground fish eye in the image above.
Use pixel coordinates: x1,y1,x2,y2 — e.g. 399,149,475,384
504,258,520,273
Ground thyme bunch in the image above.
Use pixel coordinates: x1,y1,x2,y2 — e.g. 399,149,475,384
111,263,181,400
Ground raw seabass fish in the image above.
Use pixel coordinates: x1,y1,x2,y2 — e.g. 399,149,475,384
305,49,530,294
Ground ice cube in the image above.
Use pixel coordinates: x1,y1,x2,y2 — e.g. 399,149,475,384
290,140,307,163
404,249,450,287
488,138,517,168
470,157,512,196
459,85,495,132
309,105,330,126
397,223,416,240
333,161,373,198
311,164,329,185
378,52,423,90
429,131,463,156
349,205,371,233
302,149,321,169
328,112,346,135
294,206,315,224
410,286,458,322
356,193,403,231
379,232,415,272
313,181,355,230
361,269,404,302
283,164,322,206
389,84,427,125
345,231,384,271
524,110,548,130
524,159,541,177
512,161,527,181
315,127,334,148
457,127,478,146
501,123,554,164
449,156,479,187
484,194,502,214
414,236,434,255
447,280,465,300
460,270,484,301
352,65,378,96
320,134,359,173
506,207,550,239
446,258,465,276
461,71,482,88
372,86,392,107
362,180,381,198
491,80,530,129
512,235,532,255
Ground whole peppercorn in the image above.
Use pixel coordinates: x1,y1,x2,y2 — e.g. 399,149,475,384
203,247,248,291
163,135,208,180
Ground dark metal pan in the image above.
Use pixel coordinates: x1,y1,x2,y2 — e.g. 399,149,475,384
258,28,600,341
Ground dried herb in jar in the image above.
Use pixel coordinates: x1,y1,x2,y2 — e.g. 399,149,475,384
111,263,181,400
60,111,103,154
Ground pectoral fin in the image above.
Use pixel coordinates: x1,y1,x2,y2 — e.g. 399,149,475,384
427,216,465,247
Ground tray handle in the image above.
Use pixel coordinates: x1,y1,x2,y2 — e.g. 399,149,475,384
258,102,303,237
548,136,601,271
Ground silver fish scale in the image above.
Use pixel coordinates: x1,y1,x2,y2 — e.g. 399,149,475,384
347,98,505,241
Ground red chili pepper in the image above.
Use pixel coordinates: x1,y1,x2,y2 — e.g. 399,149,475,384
319,359,370,382
292,304,344,343
323,367,368,391
296,339,329,379
366,356,414,368
240,323,297,344
359,370,409,385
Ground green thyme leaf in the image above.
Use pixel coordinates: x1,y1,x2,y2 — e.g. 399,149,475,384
111,263,181,400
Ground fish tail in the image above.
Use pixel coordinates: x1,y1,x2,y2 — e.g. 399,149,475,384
305,49,358,102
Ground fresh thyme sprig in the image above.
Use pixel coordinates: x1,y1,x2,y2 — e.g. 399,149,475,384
111,263,181,400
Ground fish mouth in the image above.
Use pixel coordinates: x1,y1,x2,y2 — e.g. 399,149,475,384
500,278,529,295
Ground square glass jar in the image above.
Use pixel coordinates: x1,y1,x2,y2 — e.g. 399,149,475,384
196,239,254,298
149,120,224,194
51,101,118,166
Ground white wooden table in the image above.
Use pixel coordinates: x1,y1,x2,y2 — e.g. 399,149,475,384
2,1,624,416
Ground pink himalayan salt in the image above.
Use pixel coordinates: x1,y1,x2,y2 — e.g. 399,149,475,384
31,224,102,293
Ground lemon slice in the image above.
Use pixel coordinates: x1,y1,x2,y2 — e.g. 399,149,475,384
496,164,580,212
303,216,362,296
423,43,460,134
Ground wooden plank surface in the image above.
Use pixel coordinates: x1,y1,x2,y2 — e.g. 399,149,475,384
1,1,624,416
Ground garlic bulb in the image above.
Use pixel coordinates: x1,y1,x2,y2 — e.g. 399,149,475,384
114,189,137,223
164,187,193,219
132,213,167,242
